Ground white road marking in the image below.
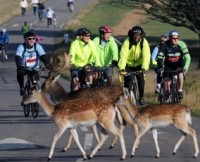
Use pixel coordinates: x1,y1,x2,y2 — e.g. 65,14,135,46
12,24,19,27
80,127,89,132
0,138,37,150
147,131,166,134
84,133,93,150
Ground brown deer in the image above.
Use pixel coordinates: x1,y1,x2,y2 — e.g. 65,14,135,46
42,73,139,150
115,88,199,158
22,85,127,161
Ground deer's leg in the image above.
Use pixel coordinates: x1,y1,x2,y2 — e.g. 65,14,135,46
174,124,199,158
152,129,160,158
132,126,149,157
62,132,73,152
110,123,125,149
104,119,127,160
48,127,66,161
91,124,100,144
70,128,87,160
89,126,108,159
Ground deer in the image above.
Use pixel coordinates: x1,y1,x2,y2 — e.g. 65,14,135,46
115,88,199,158
42,72,139,151
22,85,127,161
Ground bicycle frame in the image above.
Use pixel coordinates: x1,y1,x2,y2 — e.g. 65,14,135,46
94,68,108,88
126,71,140,106
23,70,40,118
159,70,181,104
0,43,6,63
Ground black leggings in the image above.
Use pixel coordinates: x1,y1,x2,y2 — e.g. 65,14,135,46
17,69,39,89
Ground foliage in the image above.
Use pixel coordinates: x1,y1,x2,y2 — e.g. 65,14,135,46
101,0,200,35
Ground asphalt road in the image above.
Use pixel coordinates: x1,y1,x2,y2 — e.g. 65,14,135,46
0,0,200,162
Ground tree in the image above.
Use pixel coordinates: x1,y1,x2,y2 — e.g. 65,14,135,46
102,0,200,68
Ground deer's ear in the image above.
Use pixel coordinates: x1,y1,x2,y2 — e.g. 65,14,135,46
53,74,60,83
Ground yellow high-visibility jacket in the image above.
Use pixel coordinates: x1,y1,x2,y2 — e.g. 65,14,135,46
69,38,97,67
118,37,151,71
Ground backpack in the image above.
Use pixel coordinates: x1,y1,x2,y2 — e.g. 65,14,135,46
22,43,39,57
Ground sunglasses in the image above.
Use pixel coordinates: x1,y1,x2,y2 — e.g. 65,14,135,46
27,37,35,41
172,37,179,40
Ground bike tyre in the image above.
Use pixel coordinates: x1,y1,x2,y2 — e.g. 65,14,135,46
23,104,30,117
31,102,39,118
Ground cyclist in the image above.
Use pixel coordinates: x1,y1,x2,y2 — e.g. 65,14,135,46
93,25,119,86
118,26,151,106
37,0,45,22
69,28,96,91
0,28,9,60
15,30,50,96
157,30,191,99
67,0,74,12
151,34,168,93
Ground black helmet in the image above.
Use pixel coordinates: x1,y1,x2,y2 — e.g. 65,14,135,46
23,30,36,39
78,28,91,36
128,26,145,37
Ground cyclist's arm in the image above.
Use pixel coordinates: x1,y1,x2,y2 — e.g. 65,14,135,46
118,38,130,71
141,38,150,71
151,46,159,67
15,45,24,68
178,41,191,72
110,37,119,62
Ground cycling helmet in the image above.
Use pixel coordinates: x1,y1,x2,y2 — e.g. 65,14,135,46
23,30,36,39
1,28,6,33
168,30,179,37
78,28,91,36
128,26,145,37
99,25,112,35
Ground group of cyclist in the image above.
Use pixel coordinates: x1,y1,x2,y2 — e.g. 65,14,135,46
68,26,191,106
14,25,191,106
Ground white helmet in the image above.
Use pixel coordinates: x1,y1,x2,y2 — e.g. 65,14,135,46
1,28,6,33
168,30,179,37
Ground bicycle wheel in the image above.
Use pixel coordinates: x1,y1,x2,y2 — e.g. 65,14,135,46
159,81,165,104
31,102,39,118
23,104,30,117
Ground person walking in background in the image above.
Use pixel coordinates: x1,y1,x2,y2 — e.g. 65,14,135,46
21,21,30,34
46,7,55,28
31,0,39,16
151,34,168,93
118,26,151,106
20,0,28,16
93,25,119,86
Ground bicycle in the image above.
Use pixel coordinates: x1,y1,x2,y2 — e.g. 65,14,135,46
93,67,108,88
22,70,40,118
70,65,93,91
0,43,7,63
158,69,182,104
124,71,141,106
